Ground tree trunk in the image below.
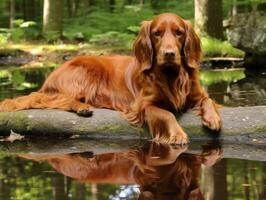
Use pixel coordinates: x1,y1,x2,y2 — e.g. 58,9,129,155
91,184,98,200
194,0,224,39
89,0,95,6
68,0,78,17
23,0,35,21
9,0,15,28
52,175,68,200
151,0,159,9
43,0,63,39
109,0,115,12
201,159,228,200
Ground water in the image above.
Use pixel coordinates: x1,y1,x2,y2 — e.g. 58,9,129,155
0,140,265,200
0,66,265,200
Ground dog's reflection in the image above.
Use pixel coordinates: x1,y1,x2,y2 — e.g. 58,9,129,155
21,142,222,200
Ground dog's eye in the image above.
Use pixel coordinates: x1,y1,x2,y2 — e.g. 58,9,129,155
153,31,161,37
176,30,183,36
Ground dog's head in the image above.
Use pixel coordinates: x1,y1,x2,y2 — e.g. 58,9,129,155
134,13,201,72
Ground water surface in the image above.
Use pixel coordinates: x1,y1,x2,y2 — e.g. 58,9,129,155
0,141,265,200
0,66,265,200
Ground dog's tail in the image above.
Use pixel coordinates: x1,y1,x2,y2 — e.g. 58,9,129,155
0,92,91,115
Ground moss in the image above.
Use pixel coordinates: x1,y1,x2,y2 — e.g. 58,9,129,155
96,124,129,134
201,36,245,58
0,112,28,134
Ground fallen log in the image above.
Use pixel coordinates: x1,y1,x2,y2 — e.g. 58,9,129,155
0,106,265,144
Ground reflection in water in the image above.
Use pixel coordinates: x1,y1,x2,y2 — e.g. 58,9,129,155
20,142,222,200
201,69,266,106
0,67,54,100
0,142,265,200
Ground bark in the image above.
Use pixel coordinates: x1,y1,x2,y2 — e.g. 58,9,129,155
194,0,224,39
9,0,15,28
109,0,115,12
68,0,78,17
43,0,63,39
23,0,35,21
0,106,266,144
201,159,227,200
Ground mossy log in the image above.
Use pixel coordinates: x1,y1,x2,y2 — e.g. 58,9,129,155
0,106,266,144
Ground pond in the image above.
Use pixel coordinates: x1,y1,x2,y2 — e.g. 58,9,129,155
0,140,265,200
0,66,266,200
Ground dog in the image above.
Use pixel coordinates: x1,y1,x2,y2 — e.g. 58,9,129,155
0,13,221,144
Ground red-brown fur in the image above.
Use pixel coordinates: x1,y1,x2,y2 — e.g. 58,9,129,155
0,13,221,144
21,142,222,200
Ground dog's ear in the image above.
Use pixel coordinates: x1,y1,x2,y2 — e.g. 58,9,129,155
183,20,202,69
134,21,153,72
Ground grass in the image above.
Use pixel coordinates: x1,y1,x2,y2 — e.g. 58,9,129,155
201,36,245,58
0,0,245,62
0,34,245,69
63,2,194,41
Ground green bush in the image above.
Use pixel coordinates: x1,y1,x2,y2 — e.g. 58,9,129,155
0,28,9,45
201,36,245,57
10,19,39,42
89,31,134,49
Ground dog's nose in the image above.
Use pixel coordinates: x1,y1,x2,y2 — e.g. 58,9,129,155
164,50,175,60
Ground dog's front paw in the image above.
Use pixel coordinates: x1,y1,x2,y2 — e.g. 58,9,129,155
155,132,189,145
202,111,221,131
77,109,93,117
169,132,189,145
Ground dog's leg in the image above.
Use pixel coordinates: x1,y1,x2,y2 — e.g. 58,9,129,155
200,98,221,131
144,105,188,145
0,92,92,117
187,71,221,131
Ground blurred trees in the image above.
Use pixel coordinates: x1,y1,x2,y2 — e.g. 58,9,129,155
9,0,15,28
0,0,265,42
67,0,78,17
23,0,35,21
194,0,224,39
43,0,63,40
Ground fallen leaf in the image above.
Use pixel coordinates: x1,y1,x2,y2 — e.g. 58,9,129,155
0,130,25,143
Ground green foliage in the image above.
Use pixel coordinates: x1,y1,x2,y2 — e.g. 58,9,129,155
11,71,38,90
0,28,9,45
127,25,140,34
43,31,62,43
10,19,39,42
0,69,10,79
89,31,134,49
201,36,245,57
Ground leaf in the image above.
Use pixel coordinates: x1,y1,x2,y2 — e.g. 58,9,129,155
0,130,24,143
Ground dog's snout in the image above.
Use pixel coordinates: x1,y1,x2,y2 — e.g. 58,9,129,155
164,50,175,59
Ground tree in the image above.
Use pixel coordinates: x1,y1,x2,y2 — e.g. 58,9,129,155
201,160,228,200
9,0,15,28
194,0,224,40
68,0,78,17
43,0,63,39
23,0,35,21
151,0,159,9
109,0,115,12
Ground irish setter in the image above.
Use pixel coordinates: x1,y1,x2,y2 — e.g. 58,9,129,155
0,13,221,144
20,142,222,199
